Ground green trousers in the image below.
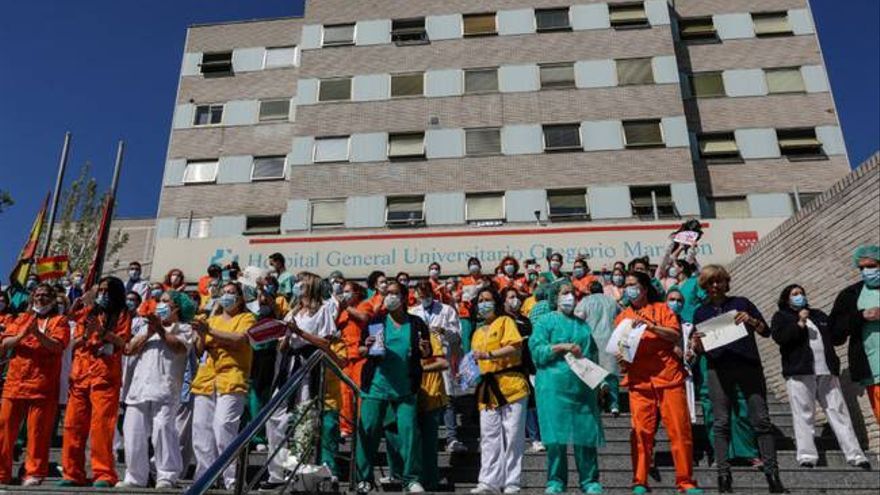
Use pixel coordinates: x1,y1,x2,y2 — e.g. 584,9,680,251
417,409,442,490
356,395,421,485
696,356,759,459
320,410,340,476
604,374,620,412
545,444,599,493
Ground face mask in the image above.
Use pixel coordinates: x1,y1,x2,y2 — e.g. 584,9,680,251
667,300,683,315
602,273,612,283
331,282,343,295
469,264,480,274
528,272,538,282
156,302,172,321
624,286,641,301
790,294,807,309
61,278,71,288
429,269,439,278
129,269,140,280
126,300,138,312
504,264,516,276
477,301,494,319
558,294,575,314
550,261,561,271
170,275,181,285
151,288,163,299
612,275,625,287
96,294,109,308
292,282,304,298
219,293,237,309
377,281,388,293
506,297,521,311
573,267,586,279
668,266,679,278
341,291,353,302
421,297,433,309
72,276,83,286
33,304,51,316
862,267,880,288
26,279,38,290
384,294,402,311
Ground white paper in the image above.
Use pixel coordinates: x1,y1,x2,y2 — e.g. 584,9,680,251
695,310,748,352
605,318,646,363
565,353,610,389
672,230,700,246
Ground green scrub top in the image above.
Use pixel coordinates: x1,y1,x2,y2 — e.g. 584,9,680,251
529,311,605,447
857,285,880,385
277,272,294,298
676,275,707,324
364,315,414,400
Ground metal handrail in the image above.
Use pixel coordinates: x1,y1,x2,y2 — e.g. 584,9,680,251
187,348,361,495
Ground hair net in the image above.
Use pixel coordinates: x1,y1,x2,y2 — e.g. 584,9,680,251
168,290,196,322
853,245,880,267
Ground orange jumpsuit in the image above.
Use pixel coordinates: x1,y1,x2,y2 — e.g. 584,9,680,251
492,273,530,296
0,312,70,483
615,303,697,491
61,308,132,485
336,308,366,436
571,274,599,300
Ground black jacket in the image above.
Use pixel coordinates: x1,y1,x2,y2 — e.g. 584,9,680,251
771,307,840,378
829,281,873,383
360,313,430,396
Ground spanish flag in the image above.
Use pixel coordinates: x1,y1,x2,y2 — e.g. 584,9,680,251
35,255,70,281
10,193,49,285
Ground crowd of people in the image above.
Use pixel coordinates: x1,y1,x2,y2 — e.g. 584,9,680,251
0,242,878,494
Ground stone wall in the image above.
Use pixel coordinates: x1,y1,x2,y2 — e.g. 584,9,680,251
727,152,880,452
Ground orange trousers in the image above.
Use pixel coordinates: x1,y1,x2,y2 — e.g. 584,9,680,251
61,382,120,484
0,397,58,482
340,360,365,436
629,384,697,490
868,383,880,424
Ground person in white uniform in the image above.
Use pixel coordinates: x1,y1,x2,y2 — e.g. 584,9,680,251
117,290,194,488
770,284,870,469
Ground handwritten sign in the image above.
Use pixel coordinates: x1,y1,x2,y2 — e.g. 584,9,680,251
696,310,748,352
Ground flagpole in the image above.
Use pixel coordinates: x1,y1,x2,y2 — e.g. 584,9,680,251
90,140,125,282
110,140,124,199
42,131,72,258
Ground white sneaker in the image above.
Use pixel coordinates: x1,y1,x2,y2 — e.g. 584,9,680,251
406,481,425,493
379,475,397,484
22,477,43,487
446,439,467,453
530,441,546,453
155,480,176,489
114,480,142,488
503,486,521,494
356,481,374,493
470,483,501,494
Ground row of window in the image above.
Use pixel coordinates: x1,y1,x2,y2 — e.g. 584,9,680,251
690,67,810,99
199,46,297,77
679,11,796,43
182,156,286,184
176,184,678,238
698,128,827,163
192,99,291,127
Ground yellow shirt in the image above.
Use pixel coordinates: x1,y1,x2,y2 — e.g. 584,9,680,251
471,316,529,410
323,339,348,411
419,333,448,412
521,296,537,318
192,312,256,396
274,296,289,319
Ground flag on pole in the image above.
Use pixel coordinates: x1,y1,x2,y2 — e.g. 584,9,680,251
35,255,70,281
84,195,114,290
10,193,50,285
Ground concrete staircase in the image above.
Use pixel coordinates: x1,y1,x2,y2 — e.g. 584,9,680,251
6,393,879,494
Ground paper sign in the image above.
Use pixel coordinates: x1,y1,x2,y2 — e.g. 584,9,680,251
564,353,610,389
695,310,748,352
367,323,385,357
247,319,287,345
605,319,646,363
458,352,481,392
672,230,701,246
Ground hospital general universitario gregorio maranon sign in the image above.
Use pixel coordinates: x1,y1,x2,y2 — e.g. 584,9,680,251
152,217,786,280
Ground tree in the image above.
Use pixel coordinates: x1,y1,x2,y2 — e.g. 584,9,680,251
47,162,128,273
0,190,12,213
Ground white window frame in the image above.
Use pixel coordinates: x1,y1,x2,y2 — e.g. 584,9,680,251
465,127,502,156
387,132,426,159
177,217,211,239
259,99,291,122
622,119,665,148
244,215,282,236
463,67,499,94
390,72,426,98
309,198,347,228
192,104,224,127
534,7,572,32
547,189,590,222
321,23,356,47
262,46,298,69
313,136,351,163
542,124,583,152
182,160,219,185
462,12,498,37
465,192,506,225
385,196,426,226
318,77,353,102
250,155,287,181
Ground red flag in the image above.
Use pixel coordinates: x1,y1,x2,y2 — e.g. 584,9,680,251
35,255,70,281
10,193,50,285
84,195,114,290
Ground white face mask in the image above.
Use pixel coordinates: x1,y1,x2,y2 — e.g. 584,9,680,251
33,304,51,316
558,293,576,314
506,297,522,311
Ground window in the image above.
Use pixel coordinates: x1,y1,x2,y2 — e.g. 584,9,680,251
264,46,297,68
251,156,286,180
182,160,218,184
193,105,223,126
543,124,581,152
766,68,806,94
609,2,649,29
536,8,571,32
314,136,350,163
177,218,210,239
319,77,352,102
392,18,428,45
698,133,741,162
630,185,676,219
548,189,589,222
777,128,824,159
617,58,654,86
391,73,424,97
259,99,290,121
465,128,502,156
791,192,819,210
691,72,725,98
540,63,576,89
713,197,750,219
311,199,346,228
466,193,505,225
200,52,232,76
386,196,425,226
322,24,355,46
464,68,498,93
244,216,281,236
463,13,497,36
623,120,664,148
388,133,425,159
752,12,792,37
679,17,717,42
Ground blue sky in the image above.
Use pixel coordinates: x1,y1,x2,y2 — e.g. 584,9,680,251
1,0,878,277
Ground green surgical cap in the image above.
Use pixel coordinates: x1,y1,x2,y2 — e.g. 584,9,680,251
168,290,196,322
853,245,880,267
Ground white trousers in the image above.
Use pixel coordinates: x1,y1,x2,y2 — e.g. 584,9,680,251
786,375,867,464
175,401,194,477
193,392,246,489
123,400,183,486
478,397,527,491
265,405,292,483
